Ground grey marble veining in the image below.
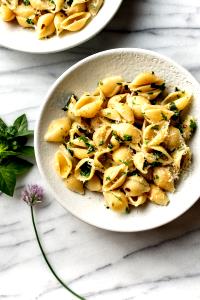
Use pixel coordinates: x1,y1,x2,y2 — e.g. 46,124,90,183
1,0,200,299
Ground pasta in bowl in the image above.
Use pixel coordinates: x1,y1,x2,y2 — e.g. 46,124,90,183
44,72,196,213
0,0,122,52
35,48,200,232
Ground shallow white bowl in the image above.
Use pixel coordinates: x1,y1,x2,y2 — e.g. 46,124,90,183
0,0,122,53
35,48,200,232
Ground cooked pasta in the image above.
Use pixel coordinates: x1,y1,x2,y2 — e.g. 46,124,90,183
0,0,104,39
44,72,196,214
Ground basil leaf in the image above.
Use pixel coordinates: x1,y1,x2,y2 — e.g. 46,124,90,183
13,114,28,133
0,165,16,196
19,146,35,157
7,157,33,175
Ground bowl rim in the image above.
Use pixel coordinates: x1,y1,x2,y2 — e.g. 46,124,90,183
35,48,200,232
0,0,123,54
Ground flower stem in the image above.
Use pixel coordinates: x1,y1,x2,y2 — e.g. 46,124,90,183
31,206,86,300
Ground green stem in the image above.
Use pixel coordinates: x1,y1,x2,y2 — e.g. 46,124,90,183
31,206,86,300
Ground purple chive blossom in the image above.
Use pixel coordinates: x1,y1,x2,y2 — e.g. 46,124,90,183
21,184,44,206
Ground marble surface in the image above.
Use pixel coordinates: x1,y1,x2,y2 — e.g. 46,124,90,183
1,0,200,299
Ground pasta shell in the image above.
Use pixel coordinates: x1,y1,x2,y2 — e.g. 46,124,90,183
30,0,54,10
44,117,71,142
64,3,86,15
2,0,18,10
103,164,128,191
75,94,103,118
130,72,163,87
54,145,73,179
127,94,150,119
147,146,173,166
163,126,183,151
143,121,169,148
54,12,66,35
75,158,95,181
182,115,197,141
172,145,191,178
112,123,142,144
0,4,15,21
64,174,84,194
94,149,113,171
153,166,174,192
61,12,91,31
115,103,134,123
123,174,150,197
98,76,123,98
37,13,55,39
87,0,104,16
107,94,127,108
133,152,149,174
103,190,129,213
142,104,174,123
128,194,147,207
148,184,169,206
85,174,102,192
112,146,134,170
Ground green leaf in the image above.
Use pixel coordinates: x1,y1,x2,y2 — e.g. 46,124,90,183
0,150,20,158
15,130,34,137
13,114,28,133
0,165,16,196
6,157,33,175
0,118,7,130
19,146,35,157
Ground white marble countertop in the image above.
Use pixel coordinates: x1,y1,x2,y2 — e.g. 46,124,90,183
1,0,200,299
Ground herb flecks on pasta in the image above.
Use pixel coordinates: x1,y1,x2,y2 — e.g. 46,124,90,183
44,72,196,213
0,0,104,39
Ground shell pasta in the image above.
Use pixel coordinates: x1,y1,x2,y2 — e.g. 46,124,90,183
44,72,196,214
0,0,104,39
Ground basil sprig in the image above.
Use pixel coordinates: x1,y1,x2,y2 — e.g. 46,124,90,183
0,114,34,196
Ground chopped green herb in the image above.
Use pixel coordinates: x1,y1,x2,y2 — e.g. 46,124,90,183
150,82,165,91
153,150,164,160
116,82,122,85
99,141,104,146
23,0,30,5
190,119,197,132
78,135,95,153
106,176,111,181
151,71,155,75
67,0,73,5
151,161,162,167
134,91,139,96
151,125,159,130
26,18,34,25
108,143,113,149
80,162,91,177
177,124,183,134
119,160,129,166
161,112,168,121
175,87,180,92
169,101,177,111
154,175,159,180
125,207,130,214
87,144,95,154
98,80,103,86
147,91,154,95
143,160,149,168
112,131,121,141
66,147,74,157
62,94,75,111
123,135,132,141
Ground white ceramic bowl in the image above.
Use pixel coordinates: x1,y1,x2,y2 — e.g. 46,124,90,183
35,48,200,232
0,0,122,53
